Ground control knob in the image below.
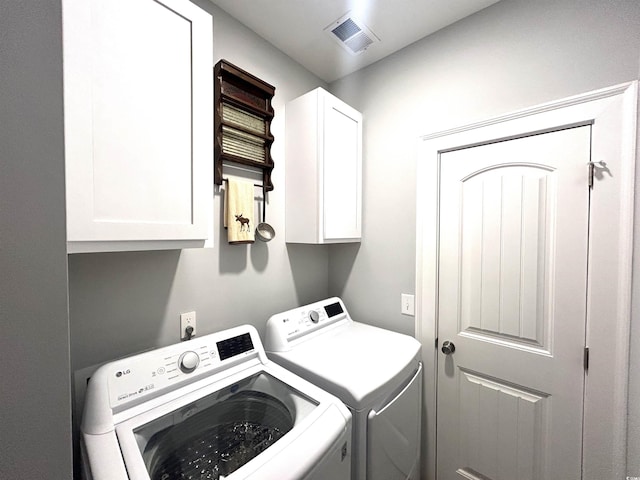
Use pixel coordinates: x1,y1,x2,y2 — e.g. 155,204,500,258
309,310,320,323
178,351,200,373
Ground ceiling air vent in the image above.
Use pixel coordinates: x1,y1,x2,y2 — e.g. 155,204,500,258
324,13,379,56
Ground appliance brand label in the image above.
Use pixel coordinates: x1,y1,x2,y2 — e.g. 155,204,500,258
116,383,155,402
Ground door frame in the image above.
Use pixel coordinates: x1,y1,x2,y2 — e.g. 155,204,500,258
415,81,638,480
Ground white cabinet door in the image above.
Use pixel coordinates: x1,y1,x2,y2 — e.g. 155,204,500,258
285,88,362,244
63,0,213,253
323,94,362,241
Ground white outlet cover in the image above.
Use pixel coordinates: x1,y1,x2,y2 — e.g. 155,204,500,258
180,311,197,339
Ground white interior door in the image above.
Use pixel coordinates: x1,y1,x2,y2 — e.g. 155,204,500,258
436,126,591,480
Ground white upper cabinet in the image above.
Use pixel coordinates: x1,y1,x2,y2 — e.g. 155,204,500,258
285,88,362,244
63,0,213,253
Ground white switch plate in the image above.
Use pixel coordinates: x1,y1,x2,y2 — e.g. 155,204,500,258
401,294,415,316
180,311,196,340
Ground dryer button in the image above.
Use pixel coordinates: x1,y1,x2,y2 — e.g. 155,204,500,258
179,351,200,373
309,310,320,323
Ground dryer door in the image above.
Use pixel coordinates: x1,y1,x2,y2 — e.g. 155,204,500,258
367,363,422,480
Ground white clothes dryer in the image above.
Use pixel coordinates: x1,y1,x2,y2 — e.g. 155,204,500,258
81,325,352,480
265,298,422,480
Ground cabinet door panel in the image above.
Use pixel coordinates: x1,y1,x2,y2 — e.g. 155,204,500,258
92,0,192,225
64,0,213,252
323,97,362,241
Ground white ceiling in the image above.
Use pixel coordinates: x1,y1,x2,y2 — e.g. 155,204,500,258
208,0,501,83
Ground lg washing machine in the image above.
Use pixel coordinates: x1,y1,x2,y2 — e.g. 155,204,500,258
81,325,352,480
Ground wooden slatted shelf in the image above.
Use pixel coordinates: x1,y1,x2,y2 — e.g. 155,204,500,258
214,59,276,191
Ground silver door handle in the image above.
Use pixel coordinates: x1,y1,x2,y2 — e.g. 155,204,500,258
441,341,456,355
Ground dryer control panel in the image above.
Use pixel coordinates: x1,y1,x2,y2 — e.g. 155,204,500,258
265,297,351,351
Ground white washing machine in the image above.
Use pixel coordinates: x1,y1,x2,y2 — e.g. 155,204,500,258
81,325,352,480
264,298,422,480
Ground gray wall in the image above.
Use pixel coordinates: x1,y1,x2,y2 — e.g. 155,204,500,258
0,1,72,478
3,0,640,478
328,0,640,475
68,3,327,375
67,2,329,475
330,0,640,331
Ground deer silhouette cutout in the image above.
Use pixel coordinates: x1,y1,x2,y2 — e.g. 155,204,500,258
234,214,250,232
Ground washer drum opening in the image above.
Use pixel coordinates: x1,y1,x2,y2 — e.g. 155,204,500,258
143,390,294,480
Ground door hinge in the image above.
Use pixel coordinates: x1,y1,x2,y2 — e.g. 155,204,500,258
584,346,590,371
588,162,595,189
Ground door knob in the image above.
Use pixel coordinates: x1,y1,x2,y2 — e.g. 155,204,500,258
441,341,456,355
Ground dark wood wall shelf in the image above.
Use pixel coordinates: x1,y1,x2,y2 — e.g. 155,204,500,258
214,59,276,191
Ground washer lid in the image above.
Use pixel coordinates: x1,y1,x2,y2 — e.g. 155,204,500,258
267,321,421,409
111,362,352,480
127,371,310,479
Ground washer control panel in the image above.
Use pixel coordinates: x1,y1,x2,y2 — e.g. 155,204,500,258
105,329,258,408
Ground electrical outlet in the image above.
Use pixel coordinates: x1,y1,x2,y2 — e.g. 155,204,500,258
180,311,196,340
401,294,415,316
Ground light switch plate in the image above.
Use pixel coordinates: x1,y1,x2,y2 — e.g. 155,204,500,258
401,294,415,316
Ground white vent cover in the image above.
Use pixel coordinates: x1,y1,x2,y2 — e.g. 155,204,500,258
324,13,379,55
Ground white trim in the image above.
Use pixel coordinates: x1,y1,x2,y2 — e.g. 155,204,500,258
415,81,638,480
419,82,634,142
